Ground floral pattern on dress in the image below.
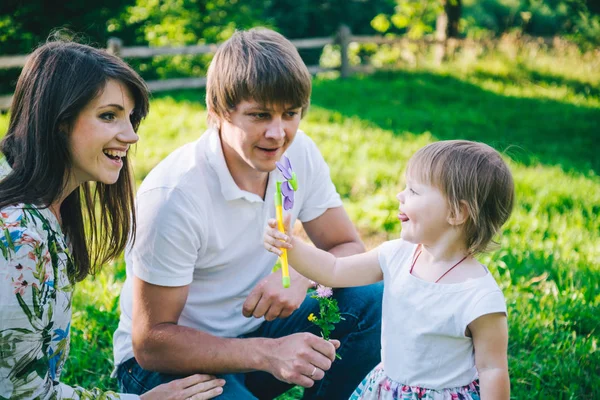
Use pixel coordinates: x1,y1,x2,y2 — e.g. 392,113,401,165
0,158,124,400
351,363,481,400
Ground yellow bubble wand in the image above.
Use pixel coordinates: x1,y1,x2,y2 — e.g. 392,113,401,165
274,182,290,288
275,156,298,288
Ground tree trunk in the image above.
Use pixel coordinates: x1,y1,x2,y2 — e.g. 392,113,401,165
445,0,462,39
434,0,462,65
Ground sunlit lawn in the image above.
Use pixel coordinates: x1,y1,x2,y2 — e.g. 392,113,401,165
1,45,598,399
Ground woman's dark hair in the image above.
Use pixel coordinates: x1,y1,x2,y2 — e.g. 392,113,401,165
0,39,149,282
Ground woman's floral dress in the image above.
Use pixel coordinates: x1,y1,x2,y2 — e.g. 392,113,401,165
0,158,133,399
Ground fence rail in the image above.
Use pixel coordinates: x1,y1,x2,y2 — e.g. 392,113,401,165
0,25,564,111
0,32,341,110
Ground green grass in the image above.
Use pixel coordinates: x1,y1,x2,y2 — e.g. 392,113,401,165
0,46,598,399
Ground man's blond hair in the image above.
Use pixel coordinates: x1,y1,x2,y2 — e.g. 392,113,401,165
406,140,515,254
206,28,312,124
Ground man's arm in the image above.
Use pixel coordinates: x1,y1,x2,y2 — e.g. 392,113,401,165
132,276,263,374
302,206,365,257
131,276,339,387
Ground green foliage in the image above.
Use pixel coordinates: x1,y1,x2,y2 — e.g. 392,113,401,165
265,0,396,65
109,0,267,81
370,0,600,48
62,260,126,389
0,0,395,88
462,0,600,47
308,290,343,341
1,45,598,398
0,0,133,54
0,0,136,93
1,0,598,95
372,0,443,38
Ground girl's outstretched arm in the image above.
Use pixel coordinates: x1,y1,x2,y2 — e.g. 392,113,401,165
470,313,510,400
264,218,383,287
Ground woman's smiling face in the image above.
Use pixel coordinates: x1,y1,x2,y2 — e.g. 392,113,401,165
67,79,139,188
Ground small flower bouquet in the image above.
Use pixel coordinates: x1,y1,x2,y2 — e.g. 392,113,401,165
308,283,343,359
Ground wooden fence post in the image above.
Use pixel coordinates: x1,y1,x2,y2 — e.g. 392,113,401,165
434,12,447,65
107,37,123,57
338,24,351,79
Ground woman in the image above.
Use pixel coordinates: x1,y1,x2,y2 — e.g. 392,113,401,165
0,40,224,399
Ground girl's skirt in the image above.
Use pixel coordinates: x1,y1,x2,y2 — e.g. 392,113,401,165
350,363,480,400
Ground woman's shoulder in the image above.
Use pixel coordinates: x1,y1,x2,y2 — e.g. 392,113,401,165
0,205,53,246
1,204,31,228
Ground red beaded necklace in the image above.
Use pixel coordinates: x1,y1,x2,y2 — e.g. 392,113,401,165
410,249,470,283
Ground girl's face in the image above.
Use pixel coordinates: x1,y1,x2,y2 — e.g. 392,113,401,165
396,177,454,246
67,79,138,189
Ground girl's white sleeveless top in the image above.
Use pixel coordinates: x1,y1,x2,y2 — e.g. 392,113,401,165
378,239,507,389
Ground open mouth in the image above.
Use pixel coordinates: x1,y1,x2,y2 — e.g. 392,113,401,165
256,146,281,157
103,149,126,162
398,212,410,222
257,146,279,153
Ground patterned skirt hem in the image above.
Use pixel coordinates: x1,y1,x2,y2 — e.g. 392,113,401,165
350,364,480,400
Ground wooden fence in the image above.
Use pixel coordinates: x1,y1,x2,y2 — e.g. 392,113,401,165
0,25,559,111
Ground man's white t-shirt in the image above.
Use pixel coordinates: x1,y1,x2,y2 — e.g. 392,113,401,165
113,128,342,367
377,239,507,389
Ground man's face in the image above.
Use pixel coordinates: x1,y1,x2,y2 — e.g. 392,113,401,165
218,100,302,177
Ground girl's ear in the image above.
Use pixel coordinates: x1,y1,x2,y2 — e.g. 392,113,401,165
448,200,469,226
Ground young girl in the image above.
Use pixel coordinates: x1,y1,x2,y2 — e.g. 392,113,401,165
264,140,514,399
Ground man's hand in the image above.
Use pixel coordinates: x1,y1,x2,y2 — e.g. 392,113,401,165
243,269,310,321
264,333,340,388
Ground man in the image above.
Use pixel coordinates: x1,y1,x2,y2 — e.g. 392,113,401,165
113,28,383,399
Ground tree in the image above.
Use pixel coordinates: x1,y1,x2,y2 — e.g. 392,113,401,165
0,0,135,94
435,0,462,64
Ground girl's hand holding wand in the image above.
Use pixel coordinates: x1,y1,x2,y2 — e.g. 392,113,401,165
265,217,293,257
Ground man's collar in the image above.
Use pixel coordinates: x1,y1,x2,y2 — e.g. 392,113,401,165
205,128,275,203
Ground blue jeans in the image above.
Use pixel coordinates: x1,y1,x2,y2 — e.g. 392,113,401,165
116,282,383,399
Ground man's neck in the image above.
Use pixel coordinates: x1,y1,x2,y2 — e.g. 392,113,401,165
221,144,270,198
233,171,269,198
